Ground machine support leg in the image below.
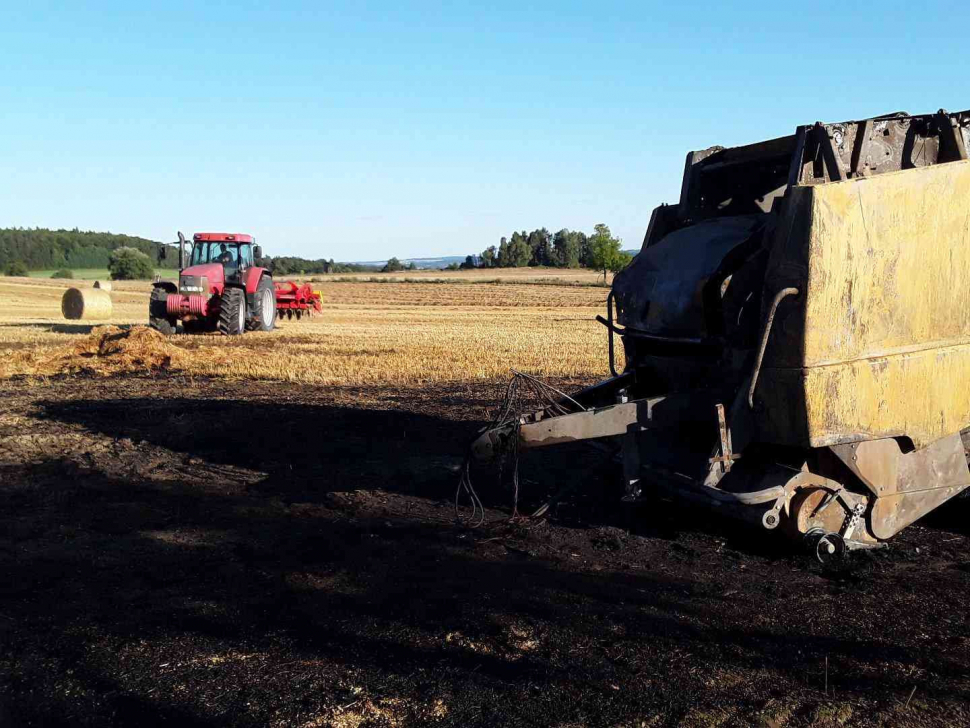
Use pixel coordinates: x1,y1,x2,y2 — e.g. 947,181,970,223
621,429,642,501
616,388,642,501
716,403,732,475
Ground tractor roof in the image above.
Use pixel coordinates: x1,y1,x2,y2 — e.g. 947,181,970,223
193,232,254,243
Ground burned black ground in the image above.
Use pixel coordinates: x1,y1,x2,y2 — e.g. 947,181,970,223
0,376,968,727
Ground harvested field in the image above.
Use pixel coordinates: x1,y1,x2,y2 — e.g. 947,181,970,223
308,267,615,286
1,271,969,727
319,280,607,307
0,276,613,384
27,268,178,281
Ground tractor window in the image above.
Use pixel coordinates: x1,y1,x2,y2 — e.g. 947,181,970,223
191,243,241,267
238,245,253,267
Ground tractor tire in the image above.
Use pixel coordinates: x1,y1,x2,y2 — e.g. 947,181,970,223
217,287,246,336
149,287,176,336
254,277,277,332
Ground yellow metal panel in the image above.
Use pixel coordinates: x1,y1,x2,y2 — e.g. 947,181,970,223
803,160,970,365
759,160,970,448
802,343,970,447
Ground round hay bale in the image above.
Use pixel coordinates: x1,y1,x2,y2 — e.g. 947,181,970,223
61,287,112,321
93,280,112,291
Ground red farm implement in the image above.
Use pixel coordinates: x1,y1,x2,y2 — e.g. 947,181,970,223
274,281,323,320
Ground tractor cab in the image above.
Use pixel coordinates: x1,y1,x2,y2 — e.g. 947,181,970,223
181,233,262,289
190,239,253,269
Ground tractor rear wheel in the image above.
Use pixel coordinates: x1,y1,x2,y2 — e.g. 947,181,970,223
255,277,276,332
217,287,246,336
149,287,176,336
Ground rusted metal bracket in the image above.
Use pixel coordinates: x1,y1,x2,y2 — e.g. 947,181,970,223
849,118,873,177
595,315,721,355
787,126,809,187
708,454,742,465
830,434,970,540
814,122,847,182
714,404,734,473
603,290,619,377
936,109,969,162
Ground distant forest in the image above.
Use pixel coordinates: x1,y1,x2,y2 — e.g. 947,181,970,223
0,228,377,275
265,256,379,275
0,226,630,276
0,228,173,271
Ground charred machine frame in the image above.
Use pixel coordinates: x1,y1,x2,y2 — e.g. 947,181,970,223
473,109,970,557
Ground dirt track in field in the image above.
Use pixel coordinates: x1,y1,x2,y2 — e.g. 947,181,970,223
1,375,969,727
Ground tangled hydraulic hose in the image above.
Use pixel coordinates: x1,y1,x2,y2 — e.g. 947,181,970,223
455,370,584,527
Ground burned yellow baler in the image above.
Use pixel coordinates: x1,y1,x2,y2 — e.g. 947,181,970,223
474,109,970,555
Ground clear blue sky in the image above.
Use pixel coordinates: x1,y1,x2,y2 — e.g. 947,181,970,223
1,2,967,262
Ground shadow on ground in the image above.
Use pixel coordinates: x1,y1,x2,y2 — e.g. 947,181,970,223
38,395,476,501
0,379,968,726
0,322,107,335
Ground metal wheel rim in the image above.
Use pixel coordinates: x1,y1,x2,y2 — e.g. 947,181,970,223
261,288,274,326
237,294,246,332
815,532,846,564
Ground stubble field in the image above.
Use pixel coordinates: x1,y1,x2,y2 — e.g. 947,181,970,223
0,272,614,384
1,270,969,727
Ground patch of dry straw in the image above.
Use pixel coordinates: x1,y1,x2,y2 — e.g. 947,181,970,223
0,325,188,378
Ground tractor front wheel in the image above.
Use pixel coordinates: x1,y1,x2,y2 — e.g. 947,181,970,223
217,287,246,336
149,287,176,336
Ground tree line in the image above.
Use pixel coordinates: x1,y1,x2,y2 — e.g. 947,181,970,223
262,256,380,275
0,228,172,272
0,228,380,277
380,257,418,273
458,224,632,277
2,224,635,279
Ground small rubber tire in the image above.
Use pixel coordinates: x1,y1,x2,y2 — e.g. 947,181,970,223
217,287,246,336
254,277,277,332
149,287,176,335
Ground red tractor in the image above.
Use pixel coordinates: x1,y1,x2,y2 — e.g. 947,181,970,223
150,232,277,335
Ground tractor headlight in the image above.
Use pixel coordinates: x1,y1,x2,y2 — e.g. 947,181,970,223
179,275,209,294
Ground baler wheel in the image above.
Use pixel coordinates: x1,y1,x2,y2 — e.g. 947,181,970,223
804,528,847,565
787,485,852,537
149,287,176,336
217,288,246,336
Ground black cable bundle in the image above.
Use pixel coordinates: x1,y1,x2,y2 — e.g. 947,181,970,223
455,370,585,527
